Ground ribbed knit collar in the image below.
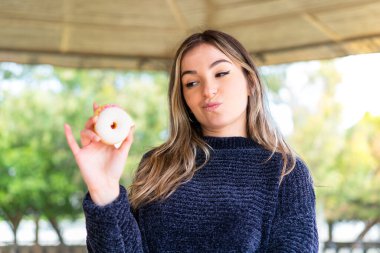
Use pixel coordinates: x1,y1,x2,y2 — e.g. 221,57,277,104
202,136,258,149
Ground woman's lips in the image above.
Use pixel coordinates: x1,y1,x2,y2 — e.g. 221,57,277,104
203,102,222,111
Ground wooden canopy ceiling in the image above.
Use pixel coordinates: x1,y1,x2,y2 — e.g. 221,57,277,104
1,0,380,71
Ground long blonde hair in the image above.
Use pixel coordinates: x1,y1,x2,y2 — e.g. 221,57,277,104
128,30,296,211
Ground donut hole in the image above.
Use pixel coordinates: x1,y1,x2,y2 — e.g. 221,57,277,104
110,121,117,129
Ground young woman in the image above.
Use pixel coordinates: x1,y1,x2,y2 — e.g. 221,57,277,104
64,30,318,252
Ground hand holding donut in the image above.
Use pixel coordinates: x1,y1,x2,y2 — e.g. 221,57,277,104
64,102,135,206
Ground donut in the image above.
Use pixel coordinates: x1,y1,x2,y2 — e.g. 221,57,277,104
94,104,134,146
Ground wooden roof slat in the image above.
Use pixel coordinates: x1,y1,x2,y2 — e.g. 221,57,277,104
0,0,177,28
0,17,62,51
165,0,189,32
224,16,331,52
211,0,373,28
1,0,380,69
315,1,380,38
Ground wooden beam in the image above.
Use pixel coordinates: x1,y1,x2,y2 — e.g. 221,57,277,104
205,0,216,28
301,13,342,42
59,0,71,53
0,49,172,71
165,0,188,32
251,33,380,65
1,34,380,69
301,12,348,55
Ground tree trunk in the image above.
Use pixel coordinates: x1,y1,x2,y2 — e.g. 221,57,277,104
355,218,380,242
4,211,23,245
327,220,334,242
34,214,40,245
47,216,65,245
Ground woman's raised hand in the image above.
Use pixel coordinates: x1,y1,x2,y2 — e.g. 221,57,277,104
64,102,135,206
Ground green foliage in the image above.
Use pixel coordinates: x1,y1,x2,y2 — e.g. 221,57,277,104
260,64,288,104
0,87,82,225
284,62,347,221
290,62,344,180
325,113,380,220
52,68,169,185
0,63,169,240
267,60,380,223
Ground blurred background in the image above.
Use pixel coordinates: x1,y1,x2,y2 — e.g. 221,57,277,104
0,0,380,252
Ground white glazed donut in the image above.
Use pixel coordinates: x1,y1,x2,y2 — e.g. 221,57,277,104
94,105,134,146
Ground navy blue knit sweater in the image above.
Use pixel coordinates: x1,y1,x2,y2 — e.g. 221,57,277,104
83,136,319,252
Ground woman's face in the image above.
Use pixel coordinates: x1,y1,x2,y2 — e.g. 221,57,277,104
180,43,250,137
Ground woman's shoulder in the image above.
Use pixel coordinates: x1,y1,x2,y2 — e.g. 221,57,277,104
139,148,158,164
142,148,156,159
281,157,315,188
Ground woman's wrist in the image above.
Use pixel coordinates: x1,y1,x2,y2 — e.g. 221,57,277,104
89,185,120,206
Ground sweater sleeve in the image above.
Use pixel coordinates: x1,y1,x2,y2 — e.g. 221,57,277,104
82,185,144,253
267,159,319,253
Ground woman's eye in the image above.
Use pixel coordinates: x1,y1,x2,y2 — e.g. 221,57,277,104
215,71,230,78
185,81,198,88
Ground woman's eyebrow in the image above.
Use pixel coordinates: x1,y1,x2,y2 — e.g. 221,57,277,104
209,59,232,69
181,70,196,79
181,59,232,78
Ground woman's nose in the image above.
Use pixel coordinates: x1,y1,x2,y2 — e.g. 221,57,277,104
203,82,218,98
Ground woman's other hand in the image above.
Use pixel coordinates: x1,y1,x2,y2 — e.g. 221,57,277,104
64,102,135,206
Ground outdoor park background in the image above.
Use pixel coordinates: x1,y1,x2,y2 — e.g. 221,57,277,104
1,52,380,252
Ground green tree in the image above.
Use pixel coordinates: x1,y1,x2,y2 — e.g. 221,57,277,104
0,88,84,245
268,60,380,241
261,61,345,241
0,63,170,245
326,113,380,240
54,67,169,184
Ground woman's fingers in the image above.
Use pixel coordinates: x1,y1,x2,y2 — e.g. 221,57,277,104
119,125,135,155
93,102,99,112
84,115,98,130
64,124,80,155
80,129,101,147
